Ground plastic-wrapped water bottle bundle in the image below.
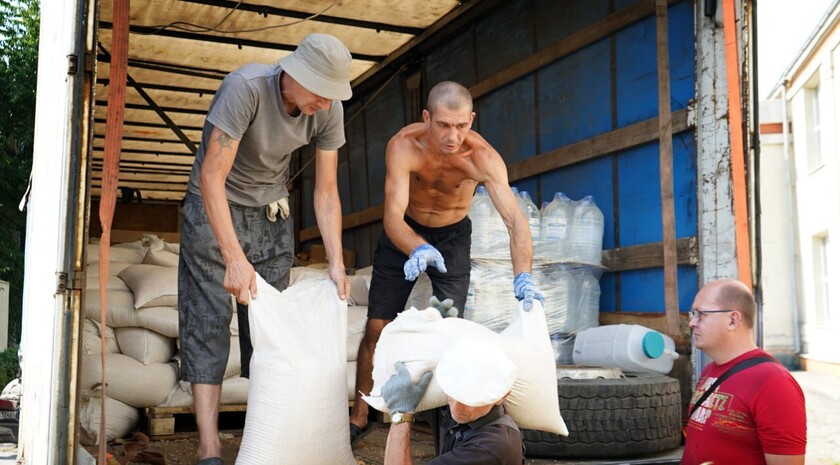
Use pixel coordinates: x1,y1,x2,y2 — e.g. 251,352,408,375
464,259,603,335
468,186,510,259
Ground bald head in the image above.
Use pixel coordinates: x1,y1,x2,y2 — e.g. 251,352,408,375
427,81,473,115
702,279,756,328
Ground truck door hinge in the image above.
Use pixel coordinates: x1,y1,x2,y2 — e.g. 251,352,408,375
67,54,78,75
56,272,68,294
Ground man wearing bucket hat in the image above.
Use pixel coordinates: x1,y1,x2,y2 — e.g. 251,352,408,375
380,338,524,464
178,33,353,464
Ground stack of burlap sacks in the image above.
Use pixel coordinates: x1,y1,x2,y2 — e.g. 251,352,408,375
78,235,374,445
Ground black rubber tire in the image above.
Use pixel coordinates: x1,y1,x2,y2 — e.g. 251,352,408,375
521,371,682,458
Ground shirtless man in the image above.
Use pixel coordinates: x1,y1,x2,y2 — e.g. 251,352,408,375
349,81,543,443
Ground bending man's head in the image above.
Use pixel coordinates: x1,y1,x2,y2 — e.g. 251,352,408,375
436,338,517,424
423,81,475,155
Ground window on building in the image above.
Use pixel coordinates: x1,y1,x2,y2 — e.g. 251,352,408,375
805,73,822,171
813,234,830,324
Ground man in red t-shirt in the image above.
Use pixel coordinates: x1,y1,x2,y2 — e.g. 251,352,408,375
682,279,806,465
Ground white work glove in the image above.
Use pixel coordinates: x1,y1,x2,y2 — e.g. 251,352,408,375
266,197,290,222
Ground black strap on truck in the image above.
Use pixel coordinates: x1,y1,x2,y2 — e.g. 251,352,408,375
689,355,777,417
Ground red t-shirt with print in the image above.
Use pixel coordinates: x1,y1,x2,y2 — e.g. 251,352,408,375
682,348,806,465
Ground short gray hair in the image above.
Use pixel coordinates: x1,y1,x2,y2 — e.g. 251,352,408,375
427,81,473,114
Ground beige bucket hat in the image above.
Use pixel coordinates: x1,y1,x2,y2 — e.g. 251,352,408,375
436,338,518,407
280,33,352,101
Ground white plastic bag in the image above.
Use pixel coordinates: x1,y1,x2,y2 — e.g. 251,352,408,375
364,300,568,436
236,275,355,465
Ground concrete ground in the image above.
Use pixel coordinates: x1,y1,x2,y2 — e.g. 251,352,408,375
792,370,840,465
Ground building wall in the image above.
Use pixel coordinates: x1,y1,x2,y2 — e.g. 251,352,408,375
785,18,840,363
757,100,799,365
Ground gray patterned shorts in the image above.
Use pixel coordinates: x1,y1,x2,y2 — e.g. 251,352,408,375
178,191,292,385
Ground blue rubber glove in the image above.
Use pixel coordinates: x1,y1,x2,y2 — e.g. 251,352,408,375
513,272,545,312
403,244,447,281
381,362,433,415
429,296,458,318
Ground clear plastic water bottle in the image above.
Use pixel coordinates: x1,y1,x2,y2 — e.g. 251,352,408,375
539,192,572,261
575,272,601,332
469,186,508,259
518,191,541,241
569,195,604,265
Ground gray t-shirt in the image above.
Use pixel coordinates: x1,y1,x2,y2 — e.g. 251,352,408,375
187,62,346,207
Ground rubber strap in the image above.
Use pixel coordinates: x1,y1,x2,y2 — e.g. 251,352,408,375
98,0,130,461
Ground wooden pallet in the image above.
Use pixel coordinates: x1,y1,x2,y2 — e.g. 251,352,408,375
144,404,247,439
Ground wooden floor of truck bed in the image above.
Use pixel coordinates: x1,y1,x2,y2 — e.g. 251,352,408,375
91,422,683,465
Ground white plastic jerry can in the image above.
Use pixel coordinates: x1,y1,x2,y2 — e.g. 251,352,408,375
572,324,680,374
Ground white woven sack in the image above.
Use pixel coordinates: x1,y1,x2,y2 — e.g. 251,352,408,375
79,395,140,446
115,327,176,365
80,354,178,408
81,319,120,356
236,275,354,465
363,301,568,436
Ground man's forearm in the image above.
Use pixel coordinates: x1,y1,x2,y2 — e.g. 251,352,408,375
384,216,426,256
384,423,413,465
313,188,345,266
508,226,533,275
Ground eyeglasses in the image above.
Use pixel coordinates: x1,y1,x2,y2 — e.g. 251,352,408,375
688,309,736,321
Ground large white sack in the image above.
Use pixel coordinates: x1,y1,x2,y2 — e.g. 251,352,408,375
115,327,176,365
80,353,178,408
237,276,354,465
364,301,568,436
79,395,140,446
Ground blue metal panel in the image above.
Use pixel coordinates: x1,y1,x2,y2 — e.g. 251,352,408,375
673,131,698,239
474,0,534,81
363,78,405,206
615,0,695,126
617,265,698,312
617,135,696,246
476,77,537,165
424,29,477,89
598,272,617,311
534,0,610,47
538,156,615,249
345,102,370,213
537,38,612,151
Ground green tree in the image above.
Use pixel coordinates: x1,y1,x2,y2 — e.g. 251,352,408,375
0,0,40,346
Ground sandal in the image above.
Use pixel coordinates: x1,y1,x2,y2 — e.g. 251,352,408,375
349,423,374,447
109,432,166,465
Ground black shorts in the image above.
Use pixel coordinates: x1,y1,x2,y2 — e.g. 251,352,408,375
178,192,293,384
368,215,471,320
